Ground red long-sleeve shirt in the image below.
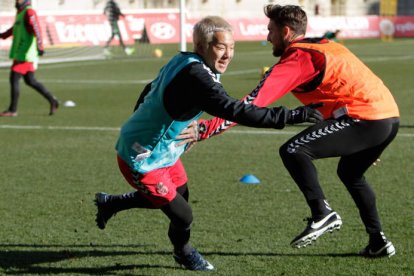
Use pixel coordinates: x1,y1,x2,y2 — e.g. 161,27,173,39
0,8,43,51
199,39,325,139
0,7,44,73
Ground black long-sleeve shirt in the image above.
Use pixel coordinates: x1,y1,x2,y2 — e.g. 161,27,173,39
135,54,290,130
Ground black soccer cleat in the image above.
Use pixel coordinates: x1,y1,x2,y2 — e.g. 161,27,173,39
49,98,59,115
290,211,342,248
359,232,396,258
173,248,215,271
94,192,115,230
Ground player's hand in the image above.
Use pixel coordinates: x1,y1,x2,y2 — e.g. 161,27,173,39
176,120,199,153
287,103,324,124
38,49,44,56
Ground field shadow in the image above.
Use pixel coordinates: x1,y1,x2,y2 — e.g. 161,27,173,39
0,244,176,274
204,251,360,258
0,243,359,274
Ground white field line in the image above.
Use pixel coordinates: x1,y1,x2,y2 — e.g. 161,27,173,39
25,79,153,85
0,124,413,138
0,70,256,85
361,55,414,62
0,53,412,85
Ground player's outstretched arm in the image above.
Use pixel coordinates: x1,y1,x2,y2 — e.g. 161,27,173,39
176,120,199,153
198,103,323,141
286,103,324,124
0,27,13,39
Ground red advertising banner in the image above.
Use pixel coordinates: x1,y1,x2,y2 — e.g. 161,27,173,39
144,15,190,44
0,12,178,49
143,17,270,43
306,16,381,38
393,16,414,37
1,13,414,49
230,18,269,41
129,15,414,43
44,14,135,46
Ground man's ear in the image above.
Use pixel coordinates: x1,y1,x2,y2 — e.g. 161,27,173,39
282,25,292,40
194,42,205,55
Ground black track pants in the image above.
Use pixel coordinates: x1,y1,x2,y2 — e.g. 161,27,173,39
279,117,399,233
8,71,55,112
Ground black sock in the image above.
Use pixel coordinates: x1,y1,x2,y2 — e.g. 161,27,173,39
107,191,154,213
161,195,193,256
308,199,332,220
174,242,193,256
369,232,386,247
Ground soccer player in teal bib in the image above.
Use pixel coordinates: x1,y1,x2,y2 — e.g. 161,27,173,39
94,16,323,271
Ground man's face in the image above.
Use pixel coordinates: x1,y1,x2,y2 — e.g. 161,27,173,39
267,20,287,57
15,0,28,9
202,31,234,74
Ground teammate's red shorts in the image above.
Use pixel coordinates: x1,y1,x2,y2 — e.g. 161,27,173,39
117,155,188,208
11,60,35,75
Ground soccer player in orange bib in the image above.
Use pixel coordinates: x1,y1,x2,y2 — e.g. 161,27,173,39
198,4,399,258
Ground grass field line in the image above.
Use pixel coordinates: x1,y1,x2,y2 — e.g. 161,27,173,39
39,68,255,83
362,55,414,62
1,124,413,138
34,78,153,85
1,57,411,85
0,70,258,84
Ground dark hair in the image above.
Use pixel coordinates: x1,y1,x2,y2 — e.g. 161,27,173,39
264,4,307,35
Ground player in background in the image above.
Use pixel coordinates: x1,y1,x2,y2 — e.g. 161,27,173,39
0,0,59,117
103,0,134,55
94,16,323,271
198,4,399,258
321,29,341,42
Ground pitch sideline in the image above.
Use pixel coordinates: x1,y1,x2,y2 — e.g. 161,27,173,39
0,124,413,137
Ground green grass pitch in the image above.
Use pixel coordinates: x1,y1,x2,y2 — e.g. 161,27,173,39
0,39,413,275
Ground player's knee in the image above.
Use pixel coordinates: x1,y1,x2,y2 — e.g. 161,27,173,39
279,141,297,160
337,168,346,184
181,208,193,229
173,211,193,231
337,166,356,185
163,195,193,230
279,142,288,158
23,75,36,86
